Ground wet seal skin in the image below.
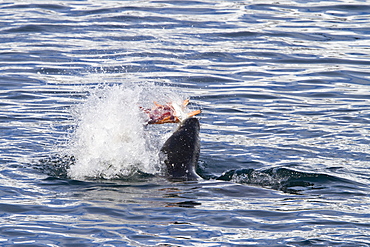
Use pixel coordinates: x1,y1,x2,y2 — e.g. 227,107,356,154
160,117,201,181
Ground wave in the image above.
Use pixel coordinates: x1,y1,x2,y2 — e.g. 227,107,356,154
216,167,368,195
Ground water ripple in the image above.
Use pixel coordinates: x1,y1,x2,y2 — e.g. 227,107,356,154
1,0,370,246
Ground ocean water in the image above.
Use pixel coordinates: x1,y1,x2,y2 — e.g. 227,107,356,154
1,0,370,246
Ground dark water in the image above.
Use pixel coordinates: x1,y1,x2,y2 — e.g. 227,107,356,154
2,0,370,246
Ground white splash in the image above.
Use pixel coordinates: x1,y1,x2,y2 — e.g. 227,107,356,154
65,83,188,180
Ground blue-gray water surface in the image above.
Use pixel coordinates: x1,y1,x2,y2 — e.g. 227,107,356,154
1,0,370,246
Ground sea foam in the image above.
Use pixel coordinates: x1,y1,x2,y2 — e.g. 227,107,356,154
66,83,186,180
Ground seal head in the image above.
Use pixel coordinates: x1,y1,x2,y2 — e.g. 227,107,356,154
160,117,200,181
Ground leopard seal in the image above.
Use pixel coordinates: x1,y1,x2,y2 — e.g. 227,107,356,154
160,117,200,181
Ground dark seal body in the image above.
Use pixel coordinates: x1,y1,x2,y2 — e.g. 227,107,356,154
160,117,200,181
